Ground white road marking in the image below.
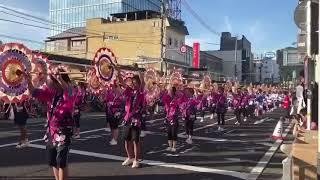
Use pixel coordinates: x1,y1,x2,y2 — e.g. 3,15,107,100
146,149,168,155
196,114,212,119
147,118,165,124
178,134,244,143
247,122,294,180
253,117,269,125
28,143,249,179
179,117,236,136
164,153,180,157
179,146,197,154
0,128,106,148
85,135,102,139
225,158,241,162
224,129,236,134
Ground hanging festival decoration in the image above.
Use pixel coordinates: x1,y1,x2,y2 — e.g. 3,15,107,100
0,43,32,103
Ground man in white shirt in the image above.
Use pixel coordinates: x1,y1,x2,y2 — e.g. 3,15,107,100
296,82,305,114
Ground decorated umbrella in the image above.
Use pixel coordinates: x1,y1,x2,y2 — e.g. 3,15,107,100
0,43,33,103
31,53,49,88
93,47,117,87
144,68,160,106
87,68,105,95
200,75,212,92
169,71,183,88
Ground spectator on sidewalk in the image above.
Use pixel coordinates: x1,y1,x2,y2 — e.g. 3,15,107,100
282,91,291,120
296,82,305,115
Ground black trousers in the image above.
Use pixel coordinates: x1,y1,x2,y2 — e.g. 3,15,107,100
141,115,146,131
201,109,205,118
167,122,179,141
234,109,242,123
185,119,194,136
211,106,216,114
47,144,70,168
248,105,255,117
241,108,248,118
217,113,225,125
73,113,80,128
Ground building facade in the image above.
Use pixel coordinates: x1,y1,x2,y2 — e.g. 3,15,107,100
49,0,162,36
200,51,224,81
207,50,243,81
254,58,280,83
276,47,304,81
45,10,189,73
217,32,253,82
280,47,303,66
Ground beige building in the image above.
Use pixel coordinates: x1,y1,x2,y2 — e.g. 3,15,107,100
45,10,189,73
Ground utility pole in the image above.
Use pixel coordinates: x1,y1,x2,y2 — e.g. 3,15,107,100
306,0,312,130
234,36,238,81
259,64,262,83
160,0,167,75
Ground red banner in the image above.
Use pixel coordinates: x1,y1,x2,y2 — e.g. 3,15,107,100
193,42,200,68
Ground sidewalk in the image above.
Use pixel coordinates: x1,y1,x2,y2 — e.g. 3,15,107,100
258,133,295,180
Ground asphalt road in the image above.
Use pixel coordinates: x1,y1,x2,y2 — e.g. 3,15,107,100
0,109,292,180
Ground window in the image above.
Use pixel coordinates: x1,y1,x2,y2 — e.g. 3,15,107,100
72,40,83,47
168,37,172,46
180,41,184,47
174,39,178,48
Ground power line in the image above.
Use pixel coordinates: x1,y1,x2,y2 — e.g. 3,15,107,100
0,10,49,26
0,5,50,23
146,0,161,10
0,18,161,45
0,5,161,38
0,34,161,62
181,0,220,36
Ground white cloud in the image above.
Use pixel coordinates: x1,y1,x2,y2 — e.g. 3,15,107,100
245,20,270,53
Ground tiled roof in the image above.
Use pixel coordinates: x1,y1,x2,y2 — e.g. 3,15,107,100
47,27,86,40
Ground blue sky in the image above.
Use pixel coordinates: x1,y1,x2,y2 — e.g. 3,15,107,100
0,0,298,54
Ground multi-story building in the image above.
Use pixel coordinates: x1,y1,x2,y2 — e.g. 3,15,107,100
200,51,223,81
45,10,189,73
49,0,162,36
278,47,302,66
254,57,280,83
276,47,304,81
206,50,243,81
206,32,253,82
220,32,253,82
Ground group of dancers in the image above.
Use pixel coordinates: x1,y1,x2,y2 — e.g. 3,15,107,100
10,67,289,180
77,70,288,168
